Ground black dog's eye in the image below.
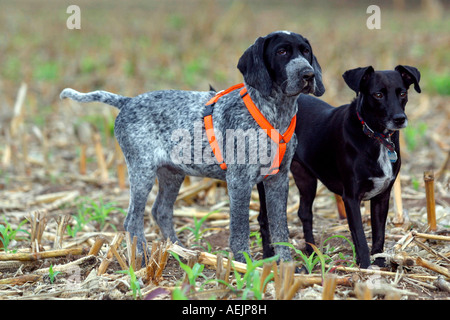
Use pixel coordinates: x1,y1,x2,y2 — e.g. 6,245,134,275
373,92,383,99
277,48,287,56
399,91,407,98
303,48,310,55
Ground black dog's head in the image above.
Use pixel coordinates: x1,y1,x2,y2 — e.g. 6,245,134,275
237,31,325,98
343,65,421,131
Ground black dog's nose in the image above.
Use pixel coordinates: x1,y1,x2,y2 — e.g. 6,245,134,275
393,114,407,126
302,72,315,81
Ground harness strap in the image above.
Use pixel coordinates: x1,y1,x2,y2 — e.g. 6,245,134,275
204,84,296,177
204,84,246,170
240,87,296,176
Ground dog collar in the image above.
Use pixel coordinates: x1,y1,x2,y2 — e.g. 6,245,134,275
356,111,397,163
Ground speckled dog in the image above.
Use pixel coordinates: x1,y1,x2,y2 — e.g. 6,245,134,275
60,31,325,262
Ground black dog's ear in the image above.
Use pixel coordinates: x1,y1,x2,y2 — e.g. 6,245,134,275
395,65,421,93
304,39,325,97
342,66,375,94
237,36,272,97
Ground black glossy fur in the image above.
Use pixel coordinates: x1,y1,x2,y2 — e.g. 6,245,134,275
258,65,421,268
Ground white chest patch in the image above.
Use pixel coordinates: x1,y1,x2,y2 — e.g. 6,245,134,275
363,145,394,200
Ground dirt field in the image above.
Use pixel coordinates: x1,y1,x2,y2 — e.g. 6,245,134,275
0,0,449,302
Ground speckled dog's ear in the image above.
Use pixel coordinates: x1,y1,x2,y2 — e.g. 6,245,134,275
237,36,272,98
304,38,325,97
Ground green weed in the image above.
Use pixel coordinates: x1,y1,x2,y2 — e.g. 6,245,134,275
48,264,61,284
170,252,208,299
0,219,29,253
170,251,278,300
275,242,319,274
33,61,59,82
179,210,217,243
404,122,428,151
67,197,126,237
229,252,277,300
276,235,356,277
116,265,142,300
249,230,262,250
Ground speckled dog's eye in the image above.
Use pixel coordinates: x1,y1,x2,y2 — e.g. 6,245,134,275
277,49,287,56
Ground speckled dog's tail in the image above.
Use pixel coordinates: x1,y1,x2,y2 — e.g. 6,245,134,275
60,88,131,109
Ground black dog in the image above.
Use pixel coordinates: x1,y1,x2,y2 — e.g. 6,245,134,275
258,65,421,268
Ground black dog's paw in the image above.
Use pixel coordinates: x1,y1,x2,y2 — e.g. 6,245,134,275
372,257,387,268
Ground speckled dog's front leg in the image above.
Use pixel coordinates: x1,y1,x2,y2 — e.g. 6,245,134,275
262,171,292,262
227,179,253,263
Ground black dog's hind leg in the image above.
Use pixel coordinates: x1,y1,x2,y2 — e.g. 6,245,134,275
257,182,275,258
291,160,317,256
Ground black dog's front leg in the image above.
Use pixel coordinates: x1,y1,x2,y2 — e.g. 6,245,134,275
343,197,371,268
370,189,391,267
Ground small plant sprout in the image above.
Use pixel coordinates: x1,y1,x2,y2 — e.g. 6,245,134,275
231,252,278,300
250,230,263,250
276,235,356,276
0,219,29,253
171,252,208,289
180,210,218,243
48,264,61,284
322,234,357,268
275,242,319,274
117,265,142,300
67,197,126,237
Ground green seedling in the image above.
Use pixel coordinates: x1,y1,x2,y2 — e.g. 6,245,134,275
308,243,332,280
404,121,427,151
117,265,142,300
171,252,208,288
33,61,59,82
0,219,29,253
191,241,213,253
67,197,126,237
85,198,125,230
276,234,357,276
322,234,357,268
48,264,61,284
230,252,277,300
170,252,209,299
179,210,217,243
249,230,262,250
274,242,319,274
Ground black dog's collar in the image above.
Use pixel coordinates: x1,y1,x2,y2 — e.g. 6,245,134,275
356,97,398,162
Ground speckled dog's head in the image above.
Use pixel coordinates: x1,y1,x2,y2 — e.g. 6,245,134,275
237,31,325,98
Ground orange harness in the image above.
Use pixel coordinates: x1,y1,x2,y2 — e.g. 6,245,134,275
203,83,297,177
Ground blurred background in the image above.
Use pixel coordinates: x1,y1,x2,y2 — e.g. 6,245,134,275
0,0,448,222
